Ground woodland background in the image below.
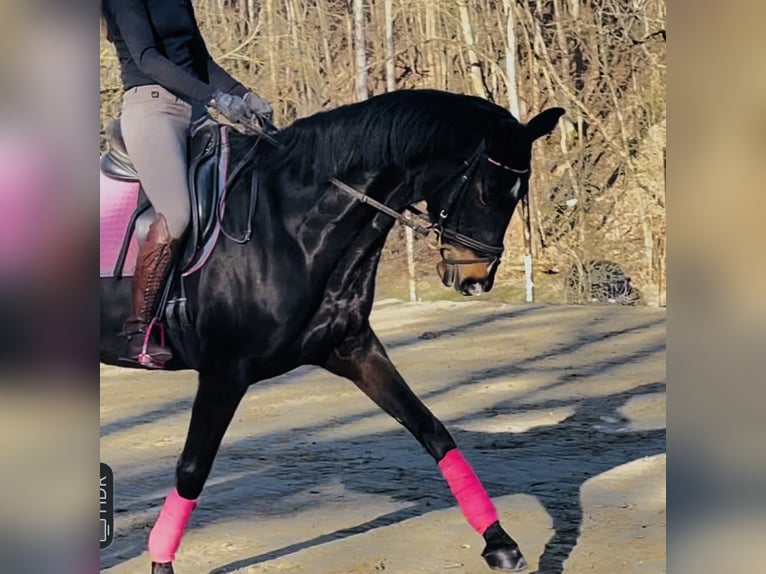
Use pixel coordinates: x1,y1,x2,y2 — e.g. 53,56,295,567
100,0,666,305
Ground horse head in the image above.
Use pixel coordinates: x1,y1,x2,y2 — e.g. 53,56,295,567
235,90,564,299
430,107,565,296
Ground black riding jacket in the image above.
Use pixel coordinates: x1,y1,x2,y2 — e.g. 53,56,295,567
102,0,247,105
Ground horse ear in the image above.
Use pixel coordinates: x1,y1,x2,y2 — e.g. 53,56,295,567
526,108,565,142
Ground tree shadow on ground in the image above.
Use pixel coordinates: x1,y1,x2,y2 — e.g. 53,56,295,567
101,306,665,573
210,382,665,574
102,378,665,574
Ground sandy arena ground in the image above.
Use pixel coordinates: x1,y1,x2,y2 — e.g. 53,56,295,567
101,299,666,574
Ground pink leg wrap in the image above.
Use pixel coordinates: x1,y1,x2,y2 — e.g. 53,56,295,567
148,488,197,563
438,449,499,535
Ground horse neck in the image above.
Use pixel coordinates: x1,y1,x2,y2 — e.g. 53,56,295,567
254,115,481,270
258,163,413,280
270,104,484,208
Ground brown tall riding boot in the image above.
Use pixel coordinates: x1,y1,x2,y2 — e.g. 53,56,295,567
122,213,180,367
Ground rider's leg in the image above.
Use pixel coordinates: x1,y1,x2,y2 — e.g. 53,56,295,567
119,85,192,365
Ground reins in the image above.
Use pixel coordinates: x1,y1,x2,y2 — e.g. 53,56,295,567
327,177,435,236
235,116,509,266
234,119,439,236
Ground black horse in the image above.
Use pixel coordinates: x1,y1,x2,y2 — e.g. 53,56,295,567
100,89,564,573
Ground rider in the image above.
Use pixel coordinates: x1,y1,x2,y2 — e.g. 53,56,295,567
101,0,273,366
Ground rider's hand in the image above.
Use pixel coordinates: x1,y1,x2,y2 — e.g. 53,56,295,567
243,91,274,123
209,90,251,124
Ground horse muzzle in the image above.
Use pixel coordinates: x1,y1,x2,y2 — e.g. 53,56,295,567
436,249,499,296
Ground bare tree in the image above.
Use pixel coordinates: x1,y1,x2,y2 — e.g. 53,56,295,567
456,0,486,98
353,0,368,101
100,0,666,304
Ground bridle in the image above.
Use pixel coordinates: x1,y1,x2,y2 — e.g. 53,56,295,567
429,142,529,267
235,118,528,270
332,142,529,270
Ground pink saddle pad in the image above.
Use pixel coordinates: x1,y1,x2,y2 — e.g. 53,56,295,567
100,171,140,277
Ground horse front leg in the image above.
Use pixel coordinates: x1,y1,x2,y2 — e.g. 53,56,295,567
324,327,527,572
148,371,246,574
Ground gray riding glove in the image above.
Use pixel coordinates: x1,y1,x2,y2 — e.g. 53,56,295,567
243,91,274,123
209,90,251,124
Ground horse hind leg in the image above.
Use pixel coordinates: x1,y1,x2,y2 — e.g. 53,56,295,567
324,328,527,572
148,372,246,574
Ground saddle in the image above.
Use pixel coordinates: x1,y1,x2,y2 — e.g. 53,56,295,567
101,115,226,275
100,115,260,366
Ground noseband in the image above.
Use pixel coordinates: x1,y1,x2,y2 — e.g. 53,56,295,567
432,144,509,266
427,143,528,267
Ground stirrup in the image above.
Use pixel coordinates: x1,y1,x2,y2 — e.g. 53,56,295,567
137,318,169,368
119,318,170,368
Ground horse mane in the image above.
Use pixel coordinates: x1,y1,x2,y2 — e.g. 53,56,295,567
229,90,517,184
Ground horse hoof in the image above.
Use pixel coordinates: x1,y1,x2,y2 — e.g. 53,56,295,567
151,562,174,574
482,546,527,571
481,522,527,571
